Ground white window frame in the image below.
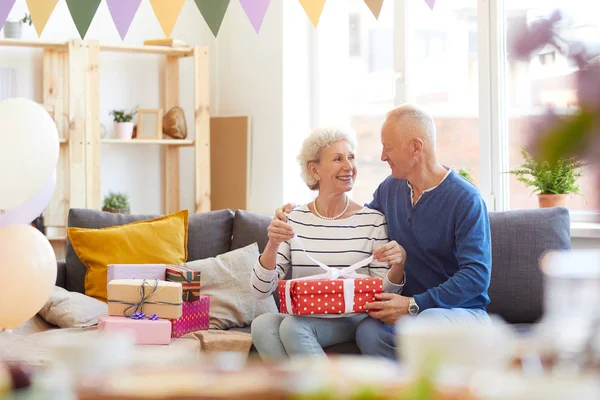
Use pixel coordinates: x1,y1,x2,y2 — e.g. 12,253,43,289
393,0,600,226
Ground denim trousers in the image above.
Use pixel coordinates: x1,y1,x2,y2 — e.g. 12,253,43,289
251,312,367,361
355,308,491,361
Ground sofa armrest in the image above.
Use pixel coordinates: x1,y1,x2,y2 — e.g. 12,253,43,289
56,259,67,289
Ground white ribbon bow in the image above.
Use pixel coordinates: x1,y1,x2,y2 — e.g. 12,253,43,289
292,234,373,279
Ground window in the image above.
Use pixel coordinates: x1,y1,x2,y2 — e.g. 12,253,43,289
307,0,599,220
312,0,395,205
404,0,480,190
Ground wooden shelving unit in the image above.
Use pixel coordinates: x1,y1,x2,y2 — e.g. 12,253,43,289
0,39,212,258
95,41,211,215
100,138,195,146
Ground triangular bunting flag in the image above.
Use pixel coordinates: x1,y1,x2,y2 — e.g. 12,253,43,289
193,0,230,37
299,0,326,28
0,0,17,31
25,0,58,37
239,0,270,34
425,0,436,10
364,0,384,19
107,0,141,40
149,0,186,38
65,0,101,39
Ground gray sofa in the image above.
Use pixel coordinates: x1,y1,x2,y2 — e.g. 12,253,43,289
56,206,571,352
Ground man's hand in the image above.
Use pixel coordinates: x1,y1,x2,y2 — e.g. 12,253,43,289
373,241,406,266
364,293,410,325
275,203,295,222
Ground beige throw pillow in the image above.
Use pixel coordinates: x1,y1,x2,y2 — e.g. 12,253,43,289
38,286,108,328
185,243,278,329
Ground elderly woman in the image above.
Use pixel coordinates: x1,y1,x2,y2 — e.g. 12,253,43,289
250,127,406,360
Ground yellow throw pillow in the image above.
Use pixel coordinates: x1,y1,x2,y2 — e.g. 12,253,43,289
67,210,189,302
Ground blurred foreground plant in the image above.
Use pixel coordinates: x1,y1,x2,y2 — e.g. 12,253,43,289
510,10,600,167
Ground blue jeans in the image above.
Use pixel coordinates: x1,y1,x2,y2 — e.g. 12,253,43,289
251,312,367,361
355,308,491,361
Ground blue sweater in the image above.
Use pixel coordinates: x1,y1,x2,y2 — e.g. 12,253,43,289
367,170,492,311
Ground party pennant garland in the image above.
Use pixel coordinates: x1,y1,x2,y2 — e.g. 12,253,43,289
107,0,141,40
299,0,326,28
0,0,16,31
65,0,101,39
150,0,186,38
239,0,270,34
26,0,58,37
12,0,440,40
364,0,384,20
194,0,230,37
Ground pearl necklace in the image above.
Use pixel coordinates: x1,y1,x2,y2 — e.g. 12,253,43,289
313,196,349,220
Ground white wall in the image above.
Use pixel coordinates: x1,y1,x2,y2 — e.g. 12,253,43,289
214,0,284,215
0,0,217,215
215,0,316,215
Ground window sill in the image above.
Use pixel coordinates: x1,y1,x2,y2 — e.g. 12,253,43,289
571,222,600,239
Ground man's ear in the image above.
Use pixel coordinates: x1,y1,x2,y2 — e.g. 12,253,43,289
412,138,424,156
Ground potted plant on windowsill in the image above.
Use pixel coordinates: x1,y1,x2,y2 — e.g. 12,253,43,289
109,108,137,140
102,191,130,214
459,168,475,185
507,148,585,208
3,13,32,39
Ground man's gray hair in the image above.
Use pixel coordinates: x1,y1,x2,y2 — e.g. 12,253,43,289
386,104,436,144
297,126,357,190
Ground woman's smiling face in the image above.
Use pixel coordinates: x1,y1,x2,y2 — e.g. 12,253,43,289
309,140,357,193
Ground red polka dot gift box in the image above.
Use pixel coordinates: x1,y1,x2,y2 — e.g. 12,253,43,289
278,277,383,316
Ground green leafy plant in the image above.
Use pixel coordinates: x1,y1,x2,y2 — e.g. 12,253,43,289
102,191,130,210
506,148,585,195
109,108,137,123
21,13,32,26
458,168,475,184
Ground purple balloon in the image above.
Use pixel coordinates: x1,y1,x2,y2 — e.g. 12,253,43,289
0,170,56,227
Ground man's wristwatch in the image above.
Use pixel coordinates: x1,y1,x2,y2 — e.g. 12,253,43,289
408,297,419,315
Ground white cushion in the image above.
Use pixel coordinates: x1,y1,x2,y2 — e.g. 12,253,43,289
185,243,278,329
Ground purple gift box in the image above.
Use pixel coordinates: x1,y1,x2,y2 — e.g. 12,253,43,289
107,264,167,287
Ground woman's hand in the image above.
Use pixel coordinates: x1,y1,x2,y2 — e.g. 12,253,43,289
373,241,406,266
267,218,295,245
275,203,295,222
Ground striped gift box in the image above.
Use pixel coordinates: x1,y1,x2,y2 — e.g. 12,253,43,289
166,264,200,302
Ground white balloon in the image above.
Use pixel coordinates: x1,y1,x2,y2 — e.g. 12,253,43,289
0,224,57,329
0,98,59,210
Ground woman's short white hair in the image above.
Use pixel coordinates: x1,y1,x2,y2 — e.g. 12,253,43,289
297,126,357,190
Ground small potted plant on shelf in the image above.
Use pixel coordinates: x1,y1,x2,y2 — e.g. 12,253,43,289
3,13,32,39
109,108,137,140
507,147,585,208
102,191,130,214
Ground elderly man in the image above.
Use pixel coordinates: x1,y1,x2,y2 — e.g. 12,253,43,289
275,104,492,360
352,104,492,359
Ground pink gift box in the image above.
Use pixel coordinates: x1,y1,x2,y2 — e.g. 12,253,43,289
170,296,210,338
98,315,172,345
107,264,167,285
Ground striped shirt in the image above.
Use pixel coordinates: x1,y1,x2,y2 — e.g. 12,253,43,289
251,204,404,299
